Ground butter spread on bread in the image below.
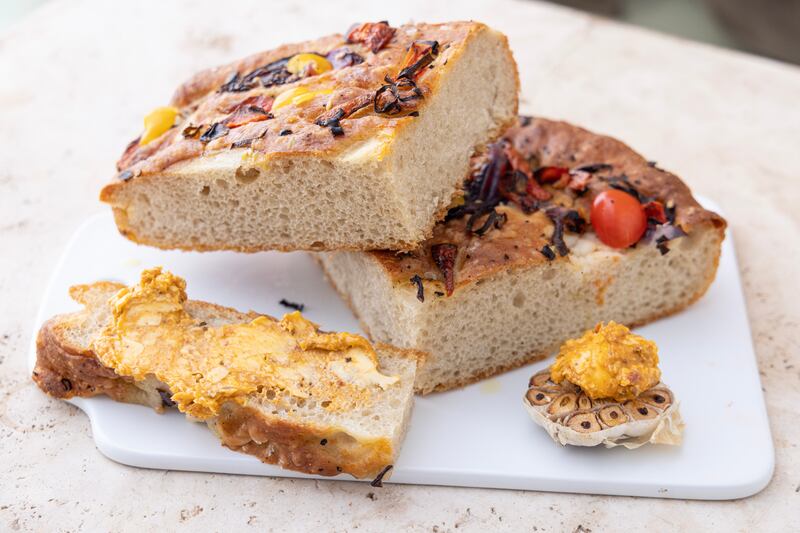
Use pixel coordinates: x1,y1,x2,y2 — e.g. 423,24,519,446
91,268,397,420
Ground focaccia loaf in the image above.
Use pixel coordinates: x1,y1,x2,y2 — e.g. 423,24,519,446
319,117,726,394
101,21,519,252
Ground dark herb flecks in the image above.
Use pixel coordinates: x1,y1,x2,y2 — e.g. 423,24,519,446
157,388,176,408
575,163,613,174
370,464,393,487
279,299,305,312
410,274,424,302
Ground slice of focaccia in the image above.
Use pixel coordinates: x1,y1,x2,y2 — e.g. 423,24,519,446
32,268,420,479
101,21,519,252
318,117,726,394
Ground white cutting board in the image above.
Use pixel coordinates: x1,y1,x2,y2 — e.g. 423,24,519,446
28,201,773,499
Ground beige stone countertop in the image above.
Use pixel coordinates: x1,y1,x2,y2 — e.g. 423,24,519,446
1,0,798,530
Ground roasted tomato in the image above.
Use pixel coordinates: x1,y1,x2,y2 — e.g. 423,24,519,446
590,189,647,248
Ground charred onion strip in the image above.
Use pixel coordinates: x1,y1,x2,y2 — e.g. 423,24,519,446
645,223,687,255
326,47,364,68
446,140,552,239
346,21,396,54
222,95,274,128
471,209,508,236
315,108,345,136
219,71,250,93
374,40,438,115
374,76,423,114
431,243,457,296
370,464,394,487
315,93,373,136
199,122,229,143
607,175,648,203
546,206,586,257
397,40,440,81
220,57,297,93
230,126,269,149
410,275,425,302
574,163,613,174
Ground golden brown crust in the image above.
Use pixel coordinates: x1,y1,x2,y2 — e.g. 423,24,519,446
370,117,727,292
209,404,393,479
32,317,158,408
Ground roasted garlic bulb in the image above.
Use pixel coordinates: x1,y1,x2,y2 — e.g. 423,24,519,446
523,369,684,448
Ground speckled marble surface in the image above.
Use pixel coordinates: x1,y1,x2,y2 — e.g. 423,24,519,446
1,0,798,531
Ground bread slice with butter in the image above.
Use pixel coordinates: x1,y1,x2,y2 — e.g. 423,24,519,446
318,118,726,394
100,21,519,252
32,268,420,479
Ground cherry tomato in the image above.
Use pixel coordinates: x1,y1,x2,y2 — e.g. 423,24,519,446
591,189,647,248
